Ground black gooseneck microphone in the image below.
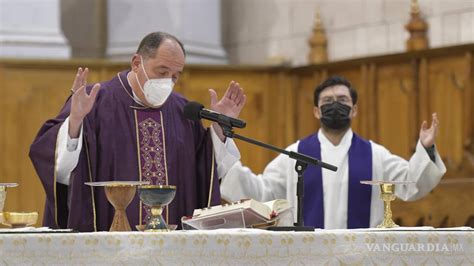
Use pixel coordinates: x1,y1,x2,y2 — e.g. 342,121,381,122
183,101,246,128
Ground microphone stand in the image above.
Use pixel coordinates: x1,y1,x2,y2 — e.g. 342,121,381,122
220,123,337,231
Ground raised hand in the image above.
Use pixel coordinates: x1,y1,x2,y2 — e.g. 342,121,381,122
209,81,246,118
68,67,101,138
419,113,439,148
208,81,246,141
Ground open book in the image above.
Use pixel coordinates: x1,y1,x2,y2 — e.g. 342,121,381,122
184,199,292,229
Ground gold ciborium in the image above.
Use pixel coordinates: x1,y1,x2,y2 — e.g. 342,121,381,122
0,212,38,228
138,185,176,232
85,181,149,231
361,180,415,229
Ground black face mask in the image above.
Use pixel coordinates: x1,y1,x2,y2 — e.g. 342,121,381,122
320,101,352,130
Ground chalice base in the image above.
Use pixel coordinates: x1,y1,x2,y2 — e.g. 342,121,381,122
145,214,170,232
377,219,399,229
110,210,132,231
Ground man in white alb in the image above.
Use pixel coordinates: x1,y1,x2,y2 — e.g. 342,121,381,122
212,75,446,229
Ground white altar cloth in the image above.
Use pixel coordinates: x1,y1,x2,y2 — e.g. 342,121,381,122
0,228,472,265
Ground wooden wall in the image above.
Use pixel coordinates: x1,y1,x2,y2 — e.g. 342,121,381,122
0,44,472,228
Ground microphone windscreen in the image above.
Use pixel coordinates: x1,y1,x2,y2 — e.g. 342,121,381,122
183,101,204,121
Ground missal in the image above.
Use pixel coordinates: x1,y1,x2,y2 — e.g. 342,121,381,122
183,199,292,229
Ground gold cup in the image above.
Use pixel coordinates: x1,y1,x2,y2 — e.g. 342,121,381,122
377,183,399,228
104,185,137,232
85,181,150,232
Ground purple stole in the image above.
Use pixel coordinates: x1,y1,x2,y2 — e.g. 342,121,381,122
135,109,168,225
298,133,372,229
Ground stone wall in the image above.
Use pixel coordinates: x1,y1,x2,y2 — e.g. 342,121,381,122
223,0,474,65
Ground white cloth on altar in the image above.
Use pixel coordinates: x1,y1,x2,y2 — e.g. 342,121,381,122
0,230,471,265
215,129,447,229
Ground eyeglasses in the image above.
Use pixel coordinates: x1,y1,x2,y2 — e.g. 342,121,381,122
319,96,352,105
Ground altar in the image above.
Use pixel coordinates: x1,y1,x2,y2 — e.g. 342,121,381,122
0,229,472,265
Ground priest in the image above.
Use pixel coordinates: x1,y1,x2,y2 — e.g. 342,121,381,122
215,76,446,229
29,32,246,231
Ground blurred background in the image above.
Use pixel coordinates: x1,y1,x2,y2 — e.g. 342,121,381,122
0,0,473,228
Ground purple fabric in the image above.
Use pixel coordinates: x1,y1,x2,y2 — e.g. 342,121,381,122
298,132,372,229
347,134,373,228
29,70,221,232
135,110,168,224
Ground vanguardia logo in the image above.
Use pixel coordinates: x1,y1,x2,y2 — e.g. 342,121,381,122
365,243,464,253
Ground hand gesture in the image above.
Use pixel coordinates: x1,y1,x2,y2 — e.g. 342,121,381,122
208,81,246,141
419,113,439,148
209,81,246,118
70,67,101,122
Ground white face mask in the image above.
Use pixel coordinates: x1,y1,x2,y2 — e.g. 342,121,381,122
135,57,174,107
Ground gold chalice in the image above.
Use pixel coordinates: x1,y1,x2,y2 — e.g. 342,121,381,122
85,181,149,231
378,183,398,228
138,185,176,232
361,180,415,229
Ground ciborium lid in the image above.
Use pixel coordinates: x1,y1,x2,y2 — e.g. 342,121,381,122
0,183,18,191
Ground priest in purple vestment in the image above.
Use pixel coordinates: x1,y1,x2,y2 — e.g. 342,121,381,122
29,32,246,231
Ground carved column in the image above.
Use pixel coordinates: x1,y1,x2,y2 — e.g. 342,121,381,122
405,0,429,51
307,10,328,64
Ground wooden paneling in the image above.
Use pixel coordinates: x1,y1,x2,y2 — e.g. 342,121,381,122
392,180,474,227
426,55,469,173
0,44,473,228
375,61,417,159
293,71,324,139
178,67,282,173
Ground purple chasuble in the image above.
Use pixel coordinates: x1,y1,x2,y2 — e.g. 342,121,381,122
29,70,221,231
297,132,372,229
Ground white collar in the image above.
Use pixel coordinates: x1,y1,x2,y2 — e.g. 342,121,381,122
317,128,353,148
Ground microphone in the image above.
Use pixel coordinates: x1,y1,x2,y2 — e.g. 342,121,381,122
184,101,246,129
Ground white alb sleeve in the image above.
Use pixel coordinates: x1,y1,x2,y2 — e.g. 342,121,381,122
373,140,446,201
56,117,84,185
210,126,241,178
